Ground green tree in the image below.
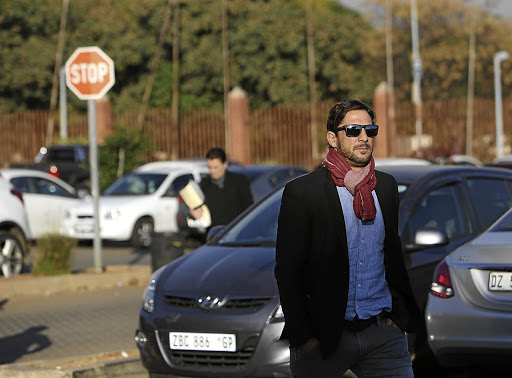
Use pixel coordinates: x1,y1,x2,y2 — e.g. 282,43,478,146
364,0,512,102
98,125,150,191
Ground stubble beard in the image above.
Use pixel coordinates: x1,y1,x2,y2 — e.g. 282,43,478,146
337,142,373,168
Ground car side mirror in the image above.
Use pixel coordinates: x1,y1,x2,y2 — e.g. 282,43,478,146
206,225,225,242
404,227,450,252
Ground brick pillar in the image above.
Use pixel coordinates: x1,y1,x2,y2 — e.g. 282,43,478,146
95,97,113,144
229,86,251,165
372,82,389,158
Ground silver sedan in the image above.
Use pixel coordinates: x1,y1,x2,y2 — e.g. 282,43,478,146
425,207,512,367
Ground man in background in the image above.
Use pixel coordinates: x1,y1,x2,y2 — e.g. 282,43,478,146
190,147,253,228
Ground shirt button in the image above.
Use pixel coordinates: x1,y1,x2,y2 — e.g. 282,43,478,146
358,283,361,287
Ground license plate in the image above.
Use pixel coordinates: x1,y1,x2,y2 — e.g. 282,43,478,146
169,332,236,352
74,223,94,234
488,271,512,291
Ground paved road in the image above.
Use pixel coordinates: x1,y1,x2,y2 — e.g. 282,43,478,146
0,286,144,365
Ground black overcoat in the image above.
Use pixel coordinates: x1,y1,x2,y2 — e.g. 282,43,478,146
274,166,422,357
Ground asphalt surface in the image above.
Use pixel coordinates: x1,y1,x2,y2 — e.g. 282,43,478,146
0,286,144,364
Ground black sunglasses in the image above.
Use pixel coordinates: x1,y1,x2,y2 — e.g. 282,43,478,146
333,124,379,138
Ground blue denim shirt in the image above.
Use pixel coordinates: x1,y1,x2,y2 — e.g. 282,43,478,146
337,186,392,321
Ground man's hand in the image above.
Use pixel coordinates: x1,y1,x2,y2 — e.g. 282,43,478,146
189,207,204,220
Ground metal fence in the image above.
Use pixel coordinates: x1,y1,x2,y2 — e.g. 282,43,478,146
1,98,510,169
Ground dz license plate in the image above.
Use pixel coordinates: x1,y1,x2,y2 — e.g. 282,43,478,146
169,332,236,352
488,271,512,291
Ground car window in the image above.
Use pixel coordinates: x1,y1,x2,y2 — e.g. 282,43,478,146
164,174,194,197
489,208,512,232
47,148,76,162
32,177,77,198
217,188,283,246
402,184,470,244
270,168,307,188
466,178,512,230
104,173,167,195
10,177,35,193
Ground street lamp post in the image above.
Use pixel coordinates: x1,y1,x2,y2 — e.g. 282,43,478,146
494,50,509,159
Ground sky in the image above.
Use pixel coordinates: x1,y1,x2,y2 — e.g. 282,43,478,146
338,0,512,19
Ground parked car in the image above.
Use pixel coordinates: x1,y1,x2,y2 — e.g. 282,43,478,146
10,144,91,198
228,165,309,201
425,207,512,367
62,161,209,247
0,169,81,239
0,177,32,276
486,154,512,169
135,165,512,376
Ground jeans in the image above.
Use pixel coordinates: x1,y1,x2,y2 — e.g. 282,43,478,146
289,319,413,378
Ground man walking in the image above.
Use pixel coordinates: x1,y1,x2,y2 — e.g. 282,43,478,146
275,99,422,377
190,147,253,228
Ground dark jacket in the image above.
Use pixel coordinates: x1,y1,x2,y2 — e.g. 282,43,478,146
274,167,422,357
200,171,253,228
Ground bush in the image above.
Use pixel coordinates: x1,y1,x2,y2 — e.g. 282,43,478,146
31,233,77,276
99,125,150,192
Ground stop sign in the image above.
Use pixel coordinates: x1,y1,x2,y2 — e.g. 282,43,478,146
65,46,115,100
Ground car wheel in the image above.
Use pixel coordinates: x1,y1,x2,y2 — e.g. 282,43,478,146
131,217,154,248
0,230,25,277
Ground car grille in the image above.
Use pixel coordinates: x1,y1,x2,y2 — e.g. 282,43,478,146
163,295,272,311
159,331,258,368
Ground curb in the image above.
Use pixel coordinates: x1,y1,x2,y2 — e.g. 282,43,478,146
0,350,146,378
0,265,152,297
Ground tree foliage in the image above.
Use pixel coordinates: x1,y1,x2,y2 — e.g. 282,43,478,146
1,0,511,114
364,0,512,102
98,125,150,191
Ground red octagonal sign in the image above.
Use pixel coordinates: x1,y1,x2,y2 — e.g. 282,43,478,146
65,46,115,100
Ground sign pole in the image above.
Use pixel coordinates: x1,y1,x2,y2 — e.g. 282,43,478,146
88,99,103,273
65,46,115,274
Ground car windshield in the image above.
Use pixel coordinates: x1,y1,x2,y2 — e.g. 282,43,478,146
217,187,284,247
103,173,167,196
489,209,512,232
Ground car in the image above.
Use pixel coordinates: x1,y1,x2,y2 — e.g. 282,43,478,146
374,157,432,167
11,144,91,197
228,165,309,201
486,154,512,169
0,177,32,276
0,169,81,239
425,207,512,367
134,165,512,377
62,161,209,247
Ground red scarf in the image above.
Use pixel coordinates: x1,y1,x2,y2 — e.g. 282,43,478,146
324,148,377,221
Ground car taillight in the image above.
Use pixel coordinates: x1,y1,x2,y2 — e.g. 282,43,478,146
48,165,60,178
430,260,454,298
11,188,24,204
177,195,185,223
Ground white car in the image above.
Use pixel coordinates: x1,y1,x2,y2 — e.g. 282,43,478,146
62,162,209,247
0,169,81,239
0,176,32,276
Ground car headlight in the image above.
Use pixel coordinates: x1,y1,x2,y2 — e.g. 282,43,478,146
105,208,121,219
271,304,284,320
142,266,166,313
